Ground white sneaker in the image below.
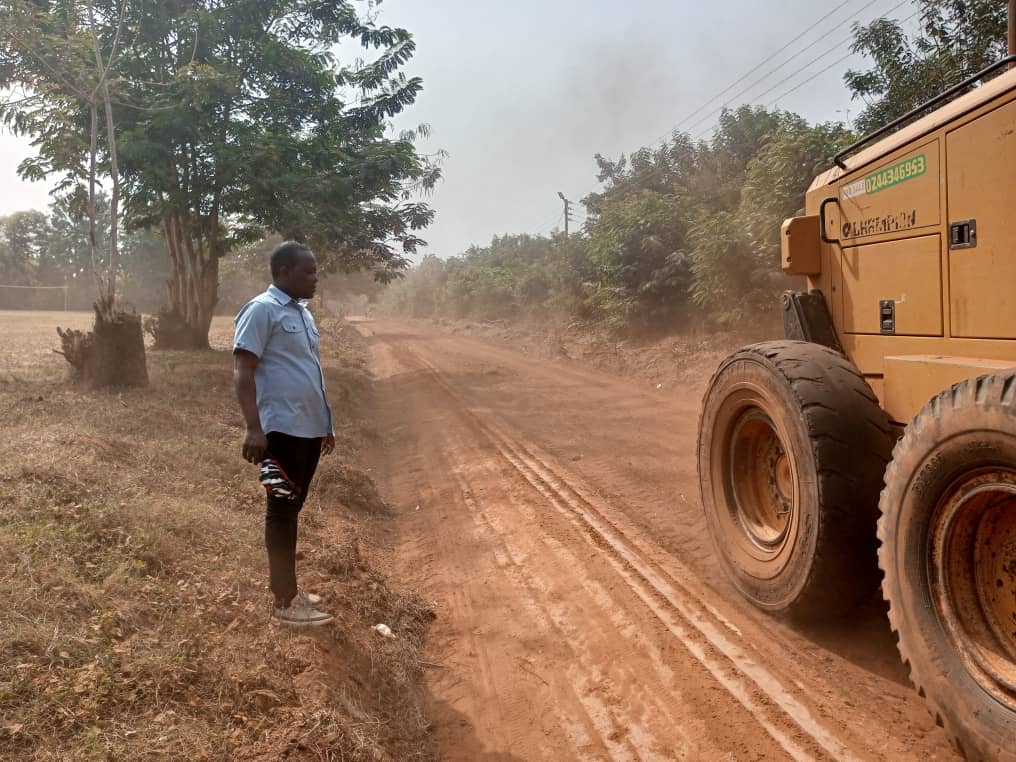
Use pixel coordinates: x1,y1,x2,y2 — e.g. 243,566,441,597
296,587,323,606
273,598,334,627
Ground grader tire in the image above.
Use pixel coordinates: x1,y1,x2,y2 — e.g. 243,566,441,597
879,373,1016,762
697,340,893,620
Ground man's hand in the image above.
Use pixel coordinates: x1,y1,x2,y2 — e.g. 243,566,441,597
321,434,335,456
242,428,268,463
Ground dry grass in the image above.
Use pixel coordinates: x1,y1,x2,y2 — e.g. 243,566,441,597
0,312,435,761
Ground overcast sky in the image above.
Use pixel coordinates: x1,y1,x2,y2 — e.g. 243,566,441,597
0,0,922,258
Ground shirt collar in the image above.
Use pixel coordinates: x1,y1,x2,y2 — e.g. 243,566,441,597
267,283,298,306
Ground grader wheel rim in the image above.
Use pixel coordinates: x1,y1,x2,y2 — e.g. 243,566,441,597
725,405,795,553
933,470,1016,708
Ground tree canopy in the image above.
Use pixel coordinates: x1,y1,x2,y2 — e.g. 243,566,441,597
384,3,1010,336
845,0,1009,133
0,0,440,346
384,106,848,334
3,1,1011,340
0,196,167,311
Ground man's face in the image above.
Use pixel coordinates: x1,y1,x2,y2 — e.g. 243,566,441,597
279,250,318,300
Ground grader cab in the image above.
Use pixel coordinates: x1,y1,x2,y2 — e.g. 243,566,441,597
697,56,1016,760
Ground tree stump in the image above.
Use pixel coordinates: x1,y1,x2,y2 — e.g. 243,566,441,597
146,306,211,350
55,327,95,378
93,304,148,387
56,299,148,387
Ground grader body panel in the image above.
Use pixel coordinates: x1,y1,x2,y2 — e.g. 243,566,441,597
787,60,1016,423
699,57,1016,760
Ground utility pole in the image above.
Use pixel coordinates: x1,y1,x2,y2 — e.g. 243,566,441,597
557,191,573,239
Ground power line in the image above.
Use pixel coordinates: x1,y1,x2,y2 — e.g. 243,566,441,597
651,0,896,147
764,8,921,111
527,210,563,237
683,0,915,137
766,51,865,111
528,208,564,235
575,1,919,201
540,212,565,236
566,0,924,218
664,0,855,137
753,1,917,104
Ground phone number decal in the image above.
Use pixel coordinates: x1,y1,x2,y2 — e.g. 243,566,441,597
865,154,927,194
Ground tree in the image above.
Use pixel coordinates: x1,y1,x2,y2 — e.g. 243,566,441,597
845,0,1009,134
734,119,852,301
0,0,148,386
0,210,49,285
384,253,448,318
687,213,755,324
585,189,692,333
580,106,794,332
101,0,439,348
384,102,845,333
583,132,702,220
43,196,98,285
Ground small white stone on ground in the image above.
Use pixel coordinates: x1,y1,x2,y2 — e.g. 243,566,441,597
373,623,396,639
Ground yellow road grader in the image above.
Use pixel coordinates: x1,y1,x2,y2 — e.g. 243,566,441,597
697,22,1016,762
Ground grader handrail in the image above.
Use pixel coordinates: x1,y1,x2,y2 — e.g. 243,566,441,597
834,54,1016,169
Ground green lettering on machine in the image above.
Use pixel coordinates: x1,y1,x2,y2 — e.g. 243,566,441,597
864,154,927,195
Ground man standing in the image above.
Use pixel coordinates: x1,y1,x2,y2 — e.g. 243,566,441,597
233,241,335,626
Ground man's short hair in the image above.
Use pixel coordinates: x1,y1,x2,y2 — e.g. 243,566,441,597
270,241,313,277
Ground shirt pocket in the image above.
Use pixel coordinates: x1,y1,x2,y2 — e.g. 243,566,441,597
275,318,304,350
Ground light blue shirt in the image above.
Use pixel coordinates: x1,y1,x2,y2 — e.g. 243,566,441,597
233,284,333,438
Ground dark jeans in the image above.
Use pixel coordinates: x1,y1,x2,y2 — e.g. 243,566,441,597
265,431,322,608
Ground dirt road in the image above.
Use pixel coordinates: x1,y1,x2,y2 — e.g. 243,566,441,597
359,318,959,761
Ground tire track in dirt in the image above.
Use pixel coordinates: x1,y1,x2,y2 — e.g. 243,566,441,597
371,337,625,759
448,436,694,761
377,336,795,759
382,323,956,754
363,320,955,761
394,343,861,762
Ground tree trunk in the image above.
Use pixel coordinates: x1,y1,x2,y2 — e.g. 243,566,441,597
100,77,119,305
87,102,102,294
150,210,219,350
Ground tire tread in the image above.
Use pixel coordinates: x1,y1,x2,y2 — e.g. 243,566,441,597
702,339,894,619
879,372,1016,761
